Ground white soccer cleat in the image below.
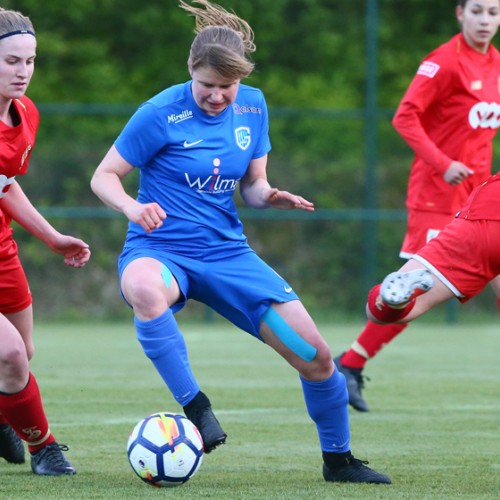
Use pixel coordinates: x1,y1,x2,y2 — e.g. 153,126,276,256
380,269,435,306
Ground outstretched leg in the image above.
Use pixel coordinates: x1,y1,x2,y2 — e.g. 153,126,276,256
366,260,455,324
260,301,391,484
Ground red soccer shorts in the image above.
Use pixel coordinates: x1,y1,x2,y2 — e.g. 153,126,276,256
0,251,32,314
415,218,500,302
400,210,456,259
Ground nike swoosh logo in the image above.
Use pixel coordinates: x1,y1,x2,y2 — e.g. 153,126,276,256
284,286,292,293
183,139,203,148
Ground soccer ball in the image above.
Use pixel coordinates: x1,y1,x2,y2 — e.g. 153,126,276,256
127,412,204,487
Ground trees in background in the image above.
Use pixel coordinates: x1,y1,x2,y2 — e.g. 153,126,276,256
4,0,496,318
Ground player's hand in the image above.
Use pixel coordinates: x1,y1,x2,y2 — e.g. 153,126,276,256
267,188,315,211
124,201,167,233
443,161,474,186
48,236,91,267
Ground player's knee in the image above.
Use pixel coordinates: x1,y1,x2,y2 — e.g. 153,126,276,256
124,281,167,318
0,342,29,382
301,344,333,381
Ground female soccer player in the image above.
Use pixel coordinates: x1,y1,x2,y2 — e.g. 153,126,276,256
335,0,500,412
90,0,390,485
0,8,90,475
366,171,500,324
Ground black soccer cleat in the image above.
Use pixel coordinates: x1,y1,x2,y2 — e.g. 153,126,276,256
0,423,25,464
323,456,391,484
30,442,76,475
184,406,227,453
334,354,369,412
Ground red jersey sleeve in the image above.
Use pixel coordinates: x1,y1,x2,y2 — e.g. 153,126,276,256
393,47,457,175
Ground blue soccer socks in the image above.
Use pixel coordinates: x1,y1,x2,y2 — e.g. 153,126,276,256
135,309,200,406
300,368,350,453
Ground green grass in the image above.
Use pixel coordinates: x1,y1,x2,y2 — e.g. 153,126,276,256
2,319,500,499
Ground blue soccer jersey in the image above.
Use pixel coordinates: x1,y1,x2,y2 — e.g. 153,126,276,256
115,81,271,253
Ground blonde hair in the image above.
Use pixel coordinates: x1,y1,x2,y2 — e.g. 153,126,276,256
0,8,35,38
179,0,255,80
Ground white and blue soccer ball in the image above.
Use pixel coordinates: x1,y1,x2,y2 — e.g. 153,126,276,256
127,412,204,487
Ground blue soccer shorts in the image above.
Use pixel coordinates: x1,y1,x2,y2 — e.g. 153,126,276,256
118,242,300,339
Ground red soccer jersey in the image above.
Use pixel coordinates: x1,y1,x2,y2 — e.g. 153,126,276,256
0,96,39,254
456,172,500,221
393,33,500,215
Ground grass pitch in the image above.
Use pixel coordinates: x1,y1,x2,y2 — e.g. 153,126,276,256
1,318,500,499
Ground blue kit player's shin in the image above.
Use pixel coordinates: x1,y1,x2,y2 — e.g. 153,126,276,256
135,309,200,406
300,368,350,453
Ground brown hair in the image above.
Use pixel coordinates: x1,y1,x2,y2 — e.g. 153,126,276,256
179,0,255,80
0,8,35,38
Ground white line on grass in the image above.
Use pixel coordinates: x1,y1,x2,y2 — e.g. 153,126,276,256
50,407,310,427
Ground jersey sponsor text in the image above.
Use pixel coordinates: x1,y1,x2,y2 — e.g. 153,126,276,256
469,102,500,129
416,61,440,78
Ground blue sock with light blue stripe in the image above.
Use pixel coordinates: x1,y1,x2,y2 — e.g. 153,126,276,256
135,309,200,406
300,368,351,452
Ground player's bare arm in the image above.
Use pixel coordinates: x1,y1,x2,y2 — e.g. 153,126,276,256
240,156,314,211
91,145,166,233
0,182,90,267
